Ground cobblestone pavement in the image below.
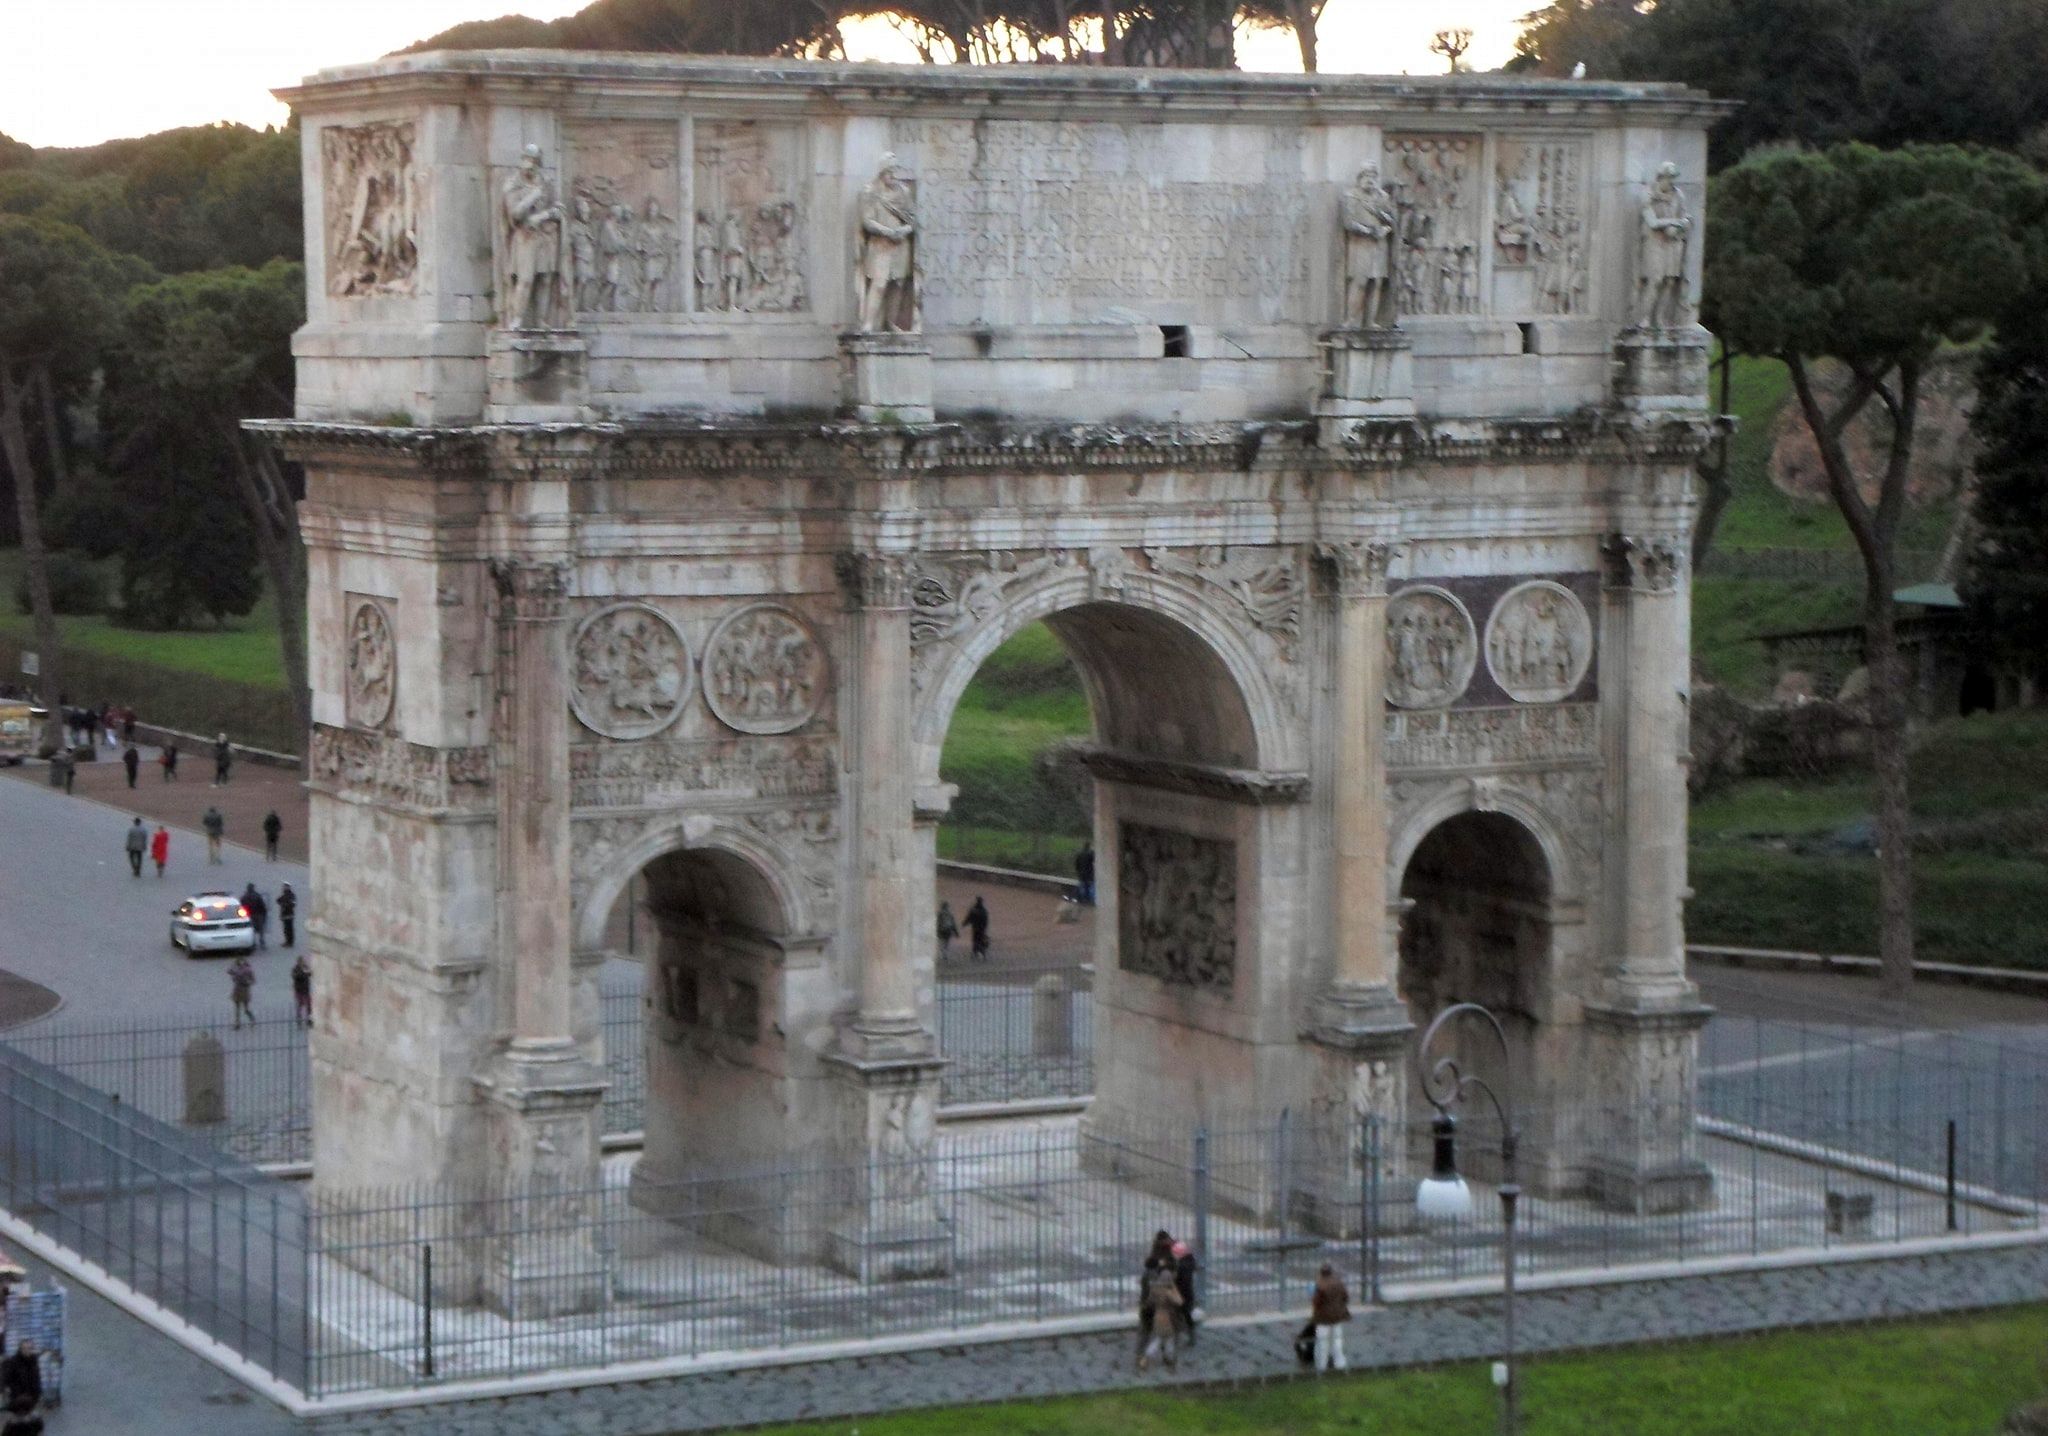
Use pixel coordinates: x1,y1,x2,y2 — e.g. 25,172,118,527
300,1242,2048,1436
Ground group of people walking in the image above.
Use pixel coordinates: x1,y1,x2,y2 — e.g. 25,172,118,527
126,809,287,871
936,896,991,962
226,949,312,1030
1130,1229,1354,1376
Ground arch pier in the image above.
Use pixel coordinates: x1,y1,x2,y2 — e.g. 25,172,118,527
267,54,1729,1297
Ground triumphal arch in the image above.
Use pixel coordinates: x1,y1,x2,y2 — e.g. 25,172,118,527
266,53,1726,1276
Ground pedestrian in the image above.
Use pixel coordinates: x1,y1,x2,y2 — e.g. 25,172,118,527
277,881,297,947
160,741,179,781
936,900,958,962
213,732,232,786
243,882,269,949
124,816,147,877
2,1338,41,1418
101,704,117,750
150,823,170,878
1310,1262,1350,1372
122,742,140,788
1074,842,1096,905
262,810,282,862
203,806,225,864
1135,1251,1185,1372
228,955,255,1030
1172,1237,1201,1344
291,953,312,1027
965,894,991,962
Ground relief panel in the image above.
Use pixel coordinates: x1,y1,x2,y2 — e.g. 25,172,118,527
1384,134,1483,318
1485,581,1594,704
1385,586,1477,710
1117,822,1237,992
569,735,836,809
703,604,830,735
692,122,809,314
569,602,693,740
1491,138,1589,316
564,123,684,316
323,121,419,298
343,595,397,730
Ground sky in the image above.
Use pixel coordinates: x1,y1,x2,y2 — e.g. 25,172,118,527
0,0,1531,151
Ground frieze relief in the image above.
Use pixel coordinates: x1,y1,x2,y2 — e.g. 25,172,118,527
703,604,830,735
1385,134,1483,318
323,122,418,298
309,725,491,811
1492,138,1588,316
570,602,693,740
570,735,836,809
565,122,684,315
1386,703,1598,771
1118,822,1237,992
694,122,809,315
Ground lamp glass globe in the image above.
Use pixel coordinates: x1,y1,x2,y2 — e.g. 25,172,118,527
1416,1172,1474,1223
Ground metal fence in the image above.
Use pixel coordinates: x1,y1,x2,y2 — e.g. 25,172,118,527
934,961,1094,1106
0,1008,2041,1399
1701,546,1943,585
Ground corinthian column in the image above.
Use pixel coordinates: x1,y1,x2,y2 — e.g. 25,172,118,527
833,551,932,1060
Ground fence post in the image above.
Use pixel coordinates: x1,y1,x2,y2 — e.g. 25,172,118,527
422,1241,436,1377
1946,1120,1958,1233
1360,1114,1382,1306
1192,1123,1211,1300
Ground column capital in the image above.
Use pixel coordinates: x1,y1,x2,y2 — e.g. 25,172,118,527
834,550,918,610
490,557,573,618
1602,532,1686,594
1316,539,1403,598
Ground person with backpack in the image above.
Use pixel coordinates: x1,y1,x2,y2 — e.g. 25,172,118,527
1310,1262,1351,1371
1135,1253,1185,1371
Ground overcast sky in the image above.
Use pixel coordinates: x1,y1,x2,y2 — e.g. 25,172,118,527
0,0,1532,150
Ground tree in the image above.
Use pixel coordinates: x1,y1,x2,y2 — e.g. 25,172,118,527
101,262,307,731
1962,281,2048,697
1429,27,1474,73
0,217,118,750
1507,0,1641,78
1707,143,2048,995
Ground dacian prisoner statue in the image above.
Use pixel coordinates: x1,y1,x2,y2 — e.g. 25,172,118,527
1635,162,1693,330
856,153,920,335
499,144,570,330
1341,164,1399,328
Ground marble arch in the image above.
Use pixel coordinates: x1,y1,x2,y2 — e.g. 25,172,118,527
266,55,1731,1279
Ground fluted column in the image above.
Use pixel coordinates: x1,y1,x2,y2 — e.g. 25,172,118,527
834,551,932,1060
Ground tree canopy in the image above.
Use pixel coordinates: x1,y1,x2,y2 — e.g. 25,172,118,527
1964,282,2048,694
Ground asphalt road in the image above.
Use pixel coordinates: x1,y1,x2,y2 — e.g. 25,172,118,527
0,764,311,1032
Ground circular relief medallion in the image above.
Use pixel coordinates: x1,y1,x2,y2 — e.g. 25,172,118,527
344,600,396,729
703,603,830,735
1485,580,1593,704
1385,585,1478,710
570,602,693,740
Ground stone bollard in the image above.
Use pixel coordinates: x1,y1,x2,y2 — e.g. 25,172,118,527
183,1033,226,1124
1033,973,1072,1059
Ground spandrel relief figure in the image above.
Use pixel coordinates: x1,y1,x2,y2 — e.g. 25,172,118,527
1635,162,1694,330
498,144,570,330
638,199,677,312
567,196,601,313
856,153,921,335
1340,163,1399,328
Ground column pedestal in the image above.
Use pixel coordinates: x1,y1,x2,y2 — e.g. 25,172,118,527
1582,1001,1715,1214
822,1051,951,1281
472,1044,609,1318
1612,326,1711,412
1316,327,1415,444
486,329,591,423
840,332,934,424
1298,1011,1412,1237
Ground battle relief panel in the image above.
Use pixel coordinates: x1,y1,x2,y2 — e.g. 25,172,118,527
1491,138,1590,316
565,123,685,316
1383,134,1483,319
1385,574,1600,711
1118,823,1238,993
692,122,809,315
323,122,419,298
893,119,1314,321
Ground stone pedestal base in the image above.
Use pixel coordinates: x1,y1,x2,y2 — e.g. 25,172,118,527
1316,327,1414,444
486,329,591,423
1583,999,1716,1215
1612,325,1712,412
472,1042,609,1318
840,332,934,424
822,1044,951,1282
1294,987,1413,1238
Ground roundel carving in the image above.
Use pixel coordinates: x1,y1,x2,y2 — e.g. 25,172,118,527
1385,585,1477,710
1485,580,1593,704
345,599,396,729
704,603,830,735
570,602,693,739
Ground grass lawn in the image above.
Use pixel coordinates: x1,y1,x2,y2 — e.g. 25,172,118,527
748,1305,2048,1436
0,548,286,690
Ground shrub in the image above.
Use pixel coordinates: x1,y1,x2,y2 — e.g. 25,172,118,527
13,550,105,616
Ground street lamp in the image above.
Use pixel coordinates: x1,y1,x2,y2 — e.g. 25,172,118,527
1414,1001,1521,1436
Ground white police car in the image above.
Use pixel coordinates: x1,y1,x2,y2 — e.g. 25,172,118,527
169,893,256,956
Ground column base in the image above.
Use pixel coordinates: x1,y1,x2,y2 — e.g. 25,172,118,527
840,332,935,424
1297,987,1413,1239
1612,325,1711,412
471,1042,610,1318
823,1043,952,1282
486,329,592,423
1585,1152,1717,1216
1583,998,1715,1216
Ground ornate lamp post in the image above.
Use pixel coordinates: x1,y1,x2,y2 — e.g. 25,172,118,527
1414,1002,1521,1436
